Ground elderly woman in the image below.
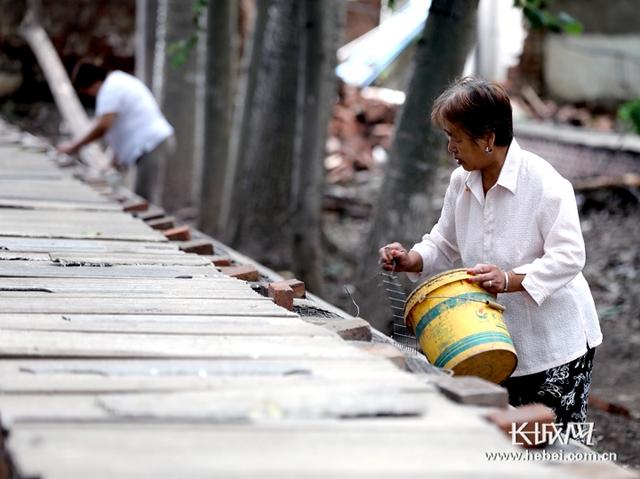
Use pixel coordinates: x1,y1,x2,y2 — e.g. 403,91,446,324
379,77,602,426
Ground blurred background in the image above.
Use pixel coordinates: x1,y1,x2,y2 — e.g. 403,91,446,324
0,0,638,469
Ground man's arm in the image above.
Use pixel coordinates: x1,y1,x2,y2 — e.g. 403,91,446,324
57,113,117,155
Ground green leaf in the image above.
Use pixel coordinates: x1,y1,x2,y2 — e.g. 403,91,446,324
522,6,546,29
556,12,583,34
517,1,583,35
193,0,207,14
618,99,640,134
167,35,198,69
540,10,563,32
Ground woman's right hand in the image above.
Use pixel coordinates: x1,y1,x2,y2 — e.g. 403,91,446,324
378,242,422,273
56,141,79,155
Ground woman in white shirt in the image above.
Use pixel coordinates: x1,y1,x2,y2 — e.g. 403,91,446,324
379,77,602,426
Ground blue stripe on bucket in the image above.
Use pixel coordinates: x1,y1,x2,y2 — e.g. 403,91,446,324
434,331,514,368
414,292,494,340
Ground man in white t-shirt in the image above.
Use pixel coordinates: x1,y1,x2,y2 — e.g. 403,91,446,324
57,62,174,203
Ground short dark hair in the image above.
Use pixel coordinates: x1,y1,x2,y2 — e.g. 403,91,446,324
71,61,107,90
431,76,513,146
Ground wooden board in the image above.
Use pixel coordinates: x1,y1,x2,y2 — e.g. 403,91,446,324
48,251,212,266
0,251,49,261
0,236,176,253
0,146,61,165
0,208,165,241
0,224,165,241
0,197,123,211
0,208,138,223
0,251,212,267
0,277,251,294
0,314,329,336
0,289,259,299
0,179,112,204
0,357,415,393
0,296,289,315
0,330,362,359
0,171,65,180
0,162,61,175
0,261,223,279
5,422,564,479
0,381,432,425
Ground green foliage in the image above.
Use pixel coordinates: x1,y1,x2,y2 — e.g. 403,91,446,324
513,0,583,34
618,99,640,135
167,0,208,69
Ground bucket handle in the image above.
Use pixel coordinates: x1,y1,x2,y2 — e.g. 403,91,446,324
485,300,506,313
406,295,507,314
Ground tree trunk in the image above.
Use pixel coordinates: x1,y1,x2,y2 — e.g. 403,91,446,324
158,0,199,215
237,0,256,63
228,0,342,295
198,0,237,235
355,0,479,332
291,0,345,295
230,0,301,269
135,0,158,88
221,0,271,241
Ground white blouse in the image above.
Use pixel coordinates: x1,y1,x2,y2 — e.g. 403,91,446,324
409,139,602,376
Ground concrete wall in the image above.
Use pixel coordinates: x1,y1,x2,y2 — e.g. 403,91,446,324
542,0,640,104
552,0,640,35
544,34,640,104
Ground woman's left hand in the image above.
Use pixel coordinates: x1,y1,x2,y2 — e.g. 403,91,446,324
467,263,506,294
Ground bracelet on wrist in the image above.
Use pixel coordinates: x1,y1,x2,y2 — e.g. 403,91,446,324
503,271,509,293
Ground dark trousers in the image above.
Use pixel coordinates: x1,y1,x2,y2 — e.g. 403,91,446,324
134,135,175,204
502,347,596,426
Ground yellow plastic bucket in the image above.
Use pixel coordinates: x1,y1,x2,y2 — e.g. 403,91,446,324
403,268,517,384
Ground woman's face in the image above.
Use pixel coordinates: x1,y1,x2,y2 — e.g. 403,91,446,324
443,121,489,171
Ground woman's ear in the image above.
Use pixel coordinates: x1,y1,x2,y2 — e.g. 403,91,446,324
484,132,496,150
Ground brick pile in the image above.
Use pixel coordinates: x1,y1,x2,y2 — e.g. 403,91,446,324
326,84,402,184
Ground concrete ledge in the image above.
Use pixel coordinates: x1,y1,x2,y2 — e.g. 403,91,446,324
515,120,640,154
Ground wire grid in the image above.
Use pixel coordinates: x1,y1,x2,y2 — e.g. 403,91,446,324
379,270,418,353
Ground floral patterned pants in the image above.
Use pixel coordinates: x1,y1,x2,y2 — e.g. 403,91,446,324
502,347,596,426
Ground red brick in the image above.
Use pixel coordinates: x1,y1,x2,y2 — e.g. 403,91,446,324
209,255,231,266
486,403,556,448
283,279,305,298
146,216,175,230
163,225,191,241
135,207,166,221
178,239,214,255
268,279,305,298
122,199,149,212
268,282,294,310
219,265,259,281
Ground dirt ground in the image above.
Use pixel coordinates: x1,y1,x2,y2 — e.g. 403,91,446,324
582,208,640,470
322,163,640,471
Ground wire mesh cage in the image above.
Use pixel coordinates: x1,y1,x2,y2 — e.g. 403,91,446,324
379,270,419,354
